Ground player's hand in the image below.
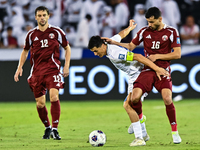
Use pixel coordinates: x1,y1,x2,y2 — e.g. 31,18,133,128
156,67,169,80
128,19,137,30
14,68,23,82
148,54,157,62
62,66,69,77
101,37,113,44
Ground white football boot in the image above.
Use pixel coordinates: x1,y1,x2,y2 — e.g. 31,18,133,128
129,137,146,147
172,131,182,144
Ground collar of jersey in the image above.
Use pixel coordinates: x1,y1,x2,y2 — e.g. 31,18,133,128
36,24,52,30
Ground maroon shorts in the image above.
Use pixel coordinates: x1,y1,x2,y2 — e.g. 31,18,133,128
133,70,172,94
27,72,65,98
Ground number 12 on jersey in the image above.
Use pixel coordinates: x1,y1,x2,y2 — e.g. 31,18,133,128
40,39,48,48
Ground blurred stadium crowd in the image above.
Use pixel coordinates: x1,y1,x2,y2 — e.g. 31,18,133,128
0,0,200,49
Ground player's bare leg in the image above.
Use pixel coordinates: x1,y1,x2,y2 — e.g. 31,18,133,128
124,88,146,146
36,95,51,139
161,88,181,144
49,88,61,140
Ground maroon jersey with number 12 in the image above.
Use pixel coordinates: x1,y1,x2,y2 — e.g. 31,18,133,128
131,24,181,70
24,24,69,76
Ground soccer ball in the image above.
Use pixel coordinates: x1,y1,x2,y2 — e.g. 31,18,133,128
88,130,106,147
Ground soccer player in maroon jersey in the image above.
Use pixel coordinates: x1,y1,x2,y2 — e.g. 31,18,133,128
102,7,182,146
14,6,71,140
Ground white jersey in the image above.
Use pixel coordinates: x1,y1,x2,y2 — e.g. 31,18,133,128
106,34,144,94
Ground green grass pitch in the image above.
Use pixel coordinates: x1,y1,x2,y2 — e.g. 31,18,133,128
0,99,200,150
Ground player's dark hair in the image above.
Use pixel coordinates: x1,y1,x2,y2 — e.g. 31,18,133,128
88,35,105,49
35,6,49,16
86,14,92,21
145,7,161,19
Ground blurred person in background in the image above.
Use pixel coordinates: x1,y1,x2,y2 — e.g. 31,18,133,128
131,4,147,46
99,6,116,37
63,25,76,47
14,6,71,140
63,0,83,30
17,22,34,48
180,15,200,45
74,14,92,48
80,0,105,38
7,4,25,36
1,26,18,48
114,0,130,33
162,0,181,29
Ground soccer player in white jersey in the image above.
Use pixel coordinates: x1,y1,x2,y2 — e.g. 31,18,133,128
102,7,182,146
14,6,71,140
88,19,169,146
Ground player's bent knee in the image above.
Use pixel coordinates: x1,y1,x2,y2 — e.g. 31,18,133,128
123,101,129,109
163,95,172,105
36,101,45,108
50,95,59,102
130,96,140,104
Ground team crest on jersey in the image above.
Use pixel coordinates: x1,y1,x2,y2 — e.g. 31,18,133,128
162,35,168,41
49,33,55,39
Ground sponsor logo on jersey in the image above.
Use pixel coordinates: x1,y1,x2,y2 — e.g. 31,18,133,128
118,54,125,60
146,34,151,39
177,37,180,44
34,36,39,41
162,35,168,41
49,33,55,39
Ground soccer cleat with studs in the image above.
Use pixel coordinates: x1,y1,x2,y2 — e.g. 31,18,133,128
42,128,51,139
172,131,181,144
51,129,61,140
129,137,146,147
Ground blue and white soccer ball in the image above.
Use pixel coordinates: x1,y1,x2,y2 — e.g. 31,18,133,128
89,130,106,147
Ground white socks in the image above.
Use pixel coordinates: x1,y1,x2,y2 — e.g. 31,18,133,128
132,121,143,139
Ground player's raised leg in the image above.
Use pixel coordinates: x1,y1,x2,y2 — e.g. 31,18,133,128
161,88,182,144
49,88,61,140
36,95,51,139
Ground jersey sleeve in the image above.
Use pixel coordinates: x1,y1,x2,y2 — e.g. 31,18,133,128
110,34,121,42
57,28,69,48
171,28,181,48
23,31,32,50
131,28,144,45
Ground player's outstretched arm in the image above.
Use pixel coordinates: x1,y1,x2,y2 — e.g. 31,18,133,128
101,37,136,51
118,19,137,39
133,54,169,80
101,19,137,51
63,44,71,77
14,49,29,82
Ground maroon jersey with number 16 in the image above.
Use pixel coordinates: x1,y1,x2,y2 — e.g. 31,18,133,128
24,24,69,76
131,24,181,70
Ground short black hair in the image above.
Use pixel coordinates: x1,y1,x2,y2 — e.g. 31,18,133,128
35,6,49,16
145,7,161,19
86,14,92,20
88,35,105,49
